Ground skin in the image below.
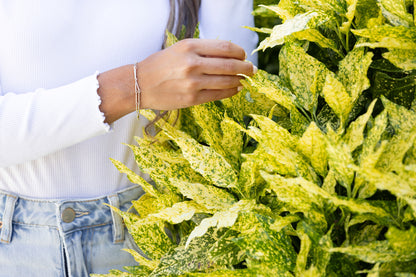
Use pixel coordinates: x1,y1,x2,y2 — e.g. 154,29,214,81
97,39,257,124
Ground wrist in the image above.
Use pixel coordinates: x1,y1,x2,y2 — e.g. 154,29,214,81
97,64,136,123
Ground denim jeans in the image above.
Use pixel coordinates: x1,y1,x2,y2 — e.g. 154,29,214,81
0,186,144,277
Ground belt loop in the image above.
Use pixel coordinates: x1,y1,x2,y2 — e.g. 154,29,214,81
0,194,18,244
107,193,124,244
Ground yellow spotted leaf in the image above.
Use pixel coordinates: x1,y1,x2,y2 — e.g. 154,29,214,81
297,122,328,176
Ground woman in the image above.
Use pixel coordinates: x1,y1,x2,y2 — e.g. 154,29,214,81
0,0,258,276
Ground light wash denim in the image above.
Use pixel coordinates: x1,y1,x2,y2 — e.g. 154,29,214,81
0,186,144,277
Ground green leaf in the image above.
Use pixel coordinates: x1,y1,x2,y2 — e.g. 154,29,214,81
340,0,358,34
378,0,414,27
233,214,297,271
122,248,158,270
117,209,174,260
383,49,416,71
148,201,208,225
110,158,157,197
297,122,328,176
280,43,329,112
148,119,239,189
165,30,179,48
132,194,171,218
290,107,310,137
221,116,244,169
168,178,236,211
254,11,326,52
353,25,416,49
274,0,306,21
338,48,373,104
325,130,355,191
206,230,245,266
355,0,381,29
386,225,416,256
242,70,296,111
190,102,225,156
151,229,219,276
372,72,416,109
295,230,312,276
185,200,257,248
330,241,414,263
321,72,353,126
343,99,377,152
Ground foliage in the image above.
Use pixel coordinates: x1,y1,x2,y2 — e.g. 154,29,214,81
95,0,416,276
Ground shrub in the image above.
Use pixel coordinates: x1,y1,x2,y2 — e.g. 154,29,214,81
95,1,416,276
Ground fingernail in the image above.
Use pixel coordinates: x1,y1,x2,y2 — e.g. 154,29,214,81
244,52,247,60
253,65,258,74
237,86,243,92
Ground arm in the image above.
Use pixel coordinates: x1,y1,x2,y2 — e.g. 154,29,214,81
0,39,255,167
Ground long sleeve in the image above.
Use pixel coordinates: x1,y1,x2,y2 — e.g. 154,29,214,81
0,73,110,167
199,0,258,64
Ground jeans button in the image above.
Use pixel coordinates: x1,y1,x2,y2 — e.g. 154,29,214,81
62,207,76,223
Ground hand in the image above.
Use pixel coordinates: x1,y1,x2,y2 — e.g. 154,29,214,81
137,39,257,110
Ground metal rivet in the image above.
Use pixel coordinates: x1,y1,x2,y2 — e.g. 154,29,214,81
62,207,76,223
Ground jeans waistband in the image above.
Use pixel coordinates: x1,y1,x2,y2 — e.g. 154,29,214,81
0,186,144,244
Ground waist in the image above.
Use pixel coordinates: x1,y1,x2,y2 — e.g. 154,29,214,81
0,185,144,230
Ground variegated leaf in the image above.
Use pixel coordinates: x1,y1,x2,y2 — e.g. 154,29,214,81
343,99,377,152
383,49,416,71
386,225,416,256
275,0,306,21
378,0,414,27
340,0,358,34
258,3,302,21
233,214,297,271
321,72,353,126
132,194,171,218
242,70,296,111
148,201,208,225
190,102,225,154
295,231,312,276
116,209,174,260
297,122,328,176
221,116,243,169
254,12,323,52
338,48,373,104
330,241,413,263
110,158,157,197
356,165,416,199
206,230,245,266
251,114,297,149
150,121,239,189
355,0,381,29
290,107,310,137
185,200,257,248
290,29,340,54
122,249,158,271
325,131,355,191
151,229,220,276
280,43,329,112
353,25,416,49
168,178,236,211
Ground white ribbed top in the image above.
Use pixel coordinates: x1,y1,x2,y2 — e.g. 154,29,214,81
0,0,258,199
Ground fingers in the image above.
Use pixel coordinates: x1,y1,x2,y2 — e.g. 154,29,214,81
195,88,240,105
199,57,256,76
197,75,243,90
177,39,246,60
